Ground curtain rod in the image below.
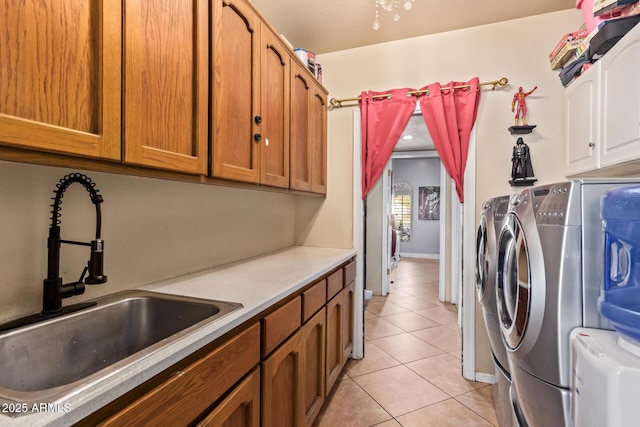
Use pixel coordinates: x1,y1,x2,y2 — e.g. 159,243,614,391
328,77,509,110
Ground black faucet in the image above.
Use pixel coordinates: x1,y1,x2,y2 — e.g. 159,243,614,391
0,173,108,331
42,173,107,314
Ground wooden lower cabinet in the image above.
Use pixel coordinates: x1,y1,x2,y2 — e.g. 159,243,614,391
261,306,327,427
197,367,261,427
301,308,326,427
342,280,355,363
262,329,304,427
326,279,355,394
325,290,344,393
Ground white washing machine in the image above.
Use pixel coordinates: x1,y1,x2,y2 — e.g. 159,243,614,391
571,327,640,427
496,179,640,427
476,195,513,427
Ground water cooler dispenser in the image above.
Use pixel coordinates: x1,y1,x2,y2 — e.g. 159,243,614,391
571,186,640,427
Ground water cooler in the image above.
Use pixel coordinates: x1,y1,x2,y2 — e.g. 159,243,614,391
571,186,640,426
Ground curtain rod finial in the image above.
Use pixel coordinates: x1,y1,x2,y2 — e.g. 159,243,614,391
492,77,509,90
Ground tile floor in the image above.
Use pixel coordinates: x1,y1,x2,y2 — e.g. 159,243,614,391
314,257,497,427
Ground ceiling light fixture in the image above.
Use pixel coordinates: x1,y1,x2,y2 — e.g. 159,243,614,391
373,0,415,30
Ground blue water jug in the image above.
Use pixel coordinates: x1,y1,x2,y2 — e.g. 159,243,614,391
600,186,640,342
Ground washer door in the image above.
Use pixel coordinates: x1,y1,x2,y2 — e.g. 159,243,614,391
476,214,488,300
497,212,532,351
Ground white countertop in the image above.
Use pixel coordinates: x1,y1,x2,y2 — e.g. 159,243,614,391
1,246,356,427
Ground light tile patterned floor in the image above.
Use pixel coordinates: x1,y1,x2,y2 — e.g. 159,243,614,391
314,257,497,427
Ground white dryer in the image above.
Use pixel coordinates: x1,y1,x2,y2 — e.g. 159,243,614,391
476,195,513,427
496,179,640,427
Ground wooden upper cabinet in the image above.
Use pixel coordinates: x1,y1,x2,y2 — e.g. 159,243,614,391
290,62,313,192
309,87,328,194
290,60,327,195
260,27,291,188
212,0,261,183
212,0,290,188
0,1,121,160
123,0,208,174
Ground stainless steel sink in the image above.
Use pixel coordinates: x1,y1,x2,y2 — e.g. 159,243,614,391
0,290,242,412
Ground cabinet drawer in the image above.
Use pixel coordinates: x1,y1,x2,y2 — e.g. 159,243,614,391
262,296,302,356
99,323,260,426
302,279,327,322
344,260,356,286
326,269,344,301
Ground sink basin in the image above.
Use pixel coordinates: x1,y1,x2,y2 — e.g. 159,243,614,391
0,290,242,412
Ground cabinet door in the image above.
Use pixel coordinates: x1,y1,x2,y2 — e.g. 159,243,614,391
309,85,328,194
123,0,208,174
301,308,326,427
0,1,121,160
564,62,599,176
262,330,304,427
600,26,640,168
342,280,355,362
325,290,344,393
290,60,313,192
212,0,261,183
197,367,260,427
260,27,290,188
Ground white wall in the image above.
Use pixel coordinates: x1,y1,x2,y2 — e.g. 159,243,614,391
0,161,298,324
316,8,584,374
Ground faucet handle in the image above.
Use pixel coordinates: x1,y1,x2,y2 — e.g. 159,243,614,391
85,239,107,285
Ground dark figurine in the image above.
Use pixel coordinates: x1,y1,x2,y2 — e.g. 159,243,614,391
510,138,537,186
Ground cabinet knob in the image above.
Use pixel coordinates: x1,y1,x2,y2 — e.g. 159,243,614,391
254,133,262,142
254,115,262,124
589,142,596,148
265,138,270,147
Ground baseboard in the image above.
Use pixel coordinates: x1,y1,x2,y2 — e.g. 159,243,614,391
398,252,440,259
475,372,496,384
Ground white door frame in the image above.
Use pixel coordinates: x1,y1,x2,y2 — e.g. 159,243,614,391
381,161,392,296
462,128,477,380
352,110,478,378
352,112,365,359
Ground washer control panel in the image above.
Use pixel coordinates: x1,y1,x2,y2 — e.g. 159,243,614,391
534,182,571,225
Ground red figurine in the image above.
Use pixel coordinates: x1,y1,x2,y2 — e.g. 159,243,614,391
512,86,537,126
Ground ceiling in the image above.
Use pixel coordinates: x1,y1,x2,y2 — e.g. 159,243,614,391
396,113,434,151
252,0,576,55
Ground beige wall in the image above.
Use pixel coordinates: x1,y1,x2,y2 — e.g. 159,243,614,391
315,9,584,374
0,161,300,324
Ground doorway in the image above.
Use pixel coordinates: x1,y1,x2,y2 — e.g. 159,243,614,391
353,110,478,379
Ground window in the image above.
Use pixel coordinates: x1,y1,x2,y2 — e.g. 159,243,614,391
393,181,412,242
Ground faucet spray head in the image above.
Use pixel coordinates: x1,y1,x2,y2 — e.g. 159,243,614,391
85,239,107,285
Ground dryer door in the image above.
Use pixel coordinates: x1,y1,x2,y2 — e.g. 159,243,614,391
497,212,532,350
476,212,489,301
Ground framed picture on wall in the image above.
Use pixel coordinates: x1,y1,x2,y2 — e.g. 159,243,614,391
418,186,440,220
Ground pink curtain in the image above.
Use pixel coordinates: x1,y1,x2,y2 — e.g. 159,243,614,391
360,89,416,199
418,78,481,203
